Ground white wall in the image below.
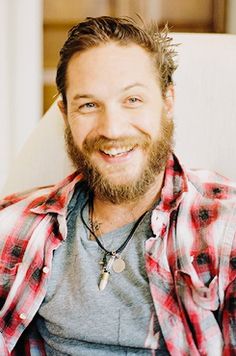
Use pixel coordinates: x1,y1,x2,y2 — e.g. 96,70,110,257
0,0,43,191
226,0,236,34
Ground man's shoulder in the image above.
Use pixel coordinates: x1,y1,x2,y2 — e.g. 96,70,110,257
0,172,83,247
0,185,52,211
0,171,82,214
182,167,236,230
185,167,236,202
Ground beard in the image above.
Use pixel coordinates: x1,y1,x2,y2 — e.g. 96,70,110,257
64,111,174,204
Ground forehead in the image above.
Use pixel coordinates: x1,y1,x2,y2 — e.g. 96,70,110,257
66,42,159,93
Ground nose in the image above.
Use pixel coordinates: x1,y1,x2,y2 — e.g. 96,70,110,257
96,105,128,139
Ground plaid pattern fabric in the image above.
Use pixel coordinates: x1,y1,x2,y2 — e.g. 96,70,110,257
0,155,235,355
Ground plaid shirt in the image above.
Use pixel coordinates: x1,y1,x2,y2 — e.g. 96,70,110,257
0,155,235,355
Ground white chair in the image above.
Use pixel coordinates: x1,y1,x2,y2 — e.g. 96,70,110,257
1,33,236,197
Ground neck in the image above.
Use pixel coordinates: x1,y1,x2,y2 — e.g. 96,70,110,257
92,171,164,234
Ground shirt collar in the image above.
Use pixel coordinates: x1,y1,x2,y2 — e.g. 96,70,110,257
31,154,188,216
30,172,83,215
157,154,188,212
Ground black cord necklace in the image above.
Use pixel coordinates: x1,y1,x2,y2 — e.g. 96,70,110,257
80,192,148,290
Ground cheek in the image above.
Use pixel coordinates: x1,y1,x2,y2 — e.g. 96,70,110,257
132,112,162,140
68,125,87,149
68,118,92,148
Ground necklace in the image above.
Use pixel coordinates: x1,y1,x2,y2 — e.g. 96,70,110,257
80,193,147,291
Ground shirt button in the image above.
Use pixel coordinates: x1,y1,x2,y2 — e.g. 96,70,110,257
20,313,26,320
43,266,49,274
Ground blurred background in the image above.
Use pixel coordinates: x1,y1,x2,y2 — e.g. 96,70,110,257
0,0,236,191
43,0,236,113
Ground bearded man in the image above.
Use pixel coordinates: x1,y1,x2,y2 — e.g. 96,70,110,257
0,16,235,356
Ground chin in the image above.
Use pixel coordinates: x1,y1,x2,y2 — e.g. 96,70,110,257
101,169,141,185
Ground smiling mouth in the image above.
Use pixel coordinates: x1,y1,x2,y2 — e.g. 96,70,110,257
100,146,135,157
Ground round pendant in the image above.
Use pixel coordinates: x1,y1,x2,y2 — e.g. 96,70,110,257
112,258,126,273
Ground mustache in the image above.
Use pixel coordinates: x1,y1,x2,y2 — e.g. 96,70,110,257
83,134,151,153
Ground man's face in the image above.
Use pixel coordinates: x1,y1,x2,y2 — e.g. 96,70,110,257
60,42,174,203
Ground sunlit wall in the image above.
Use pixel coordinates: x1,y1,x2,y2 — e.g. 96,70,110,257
0,0,43,191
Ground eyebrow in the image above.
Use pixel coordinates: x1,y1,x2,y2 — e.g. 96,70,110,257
72,94,96,102
71,83,147,102
123,83,147,91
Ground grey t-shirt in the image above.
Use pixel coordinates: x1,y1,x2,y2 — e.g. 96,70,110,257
36,183,169,355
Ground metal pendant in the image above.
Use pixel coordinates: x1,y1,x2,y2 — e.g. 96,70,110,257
98,254,116,291
112,257,126,273
99,271,110,291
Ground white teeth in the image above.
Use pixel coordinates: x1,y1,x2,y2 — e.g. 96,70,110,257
102,147,133,156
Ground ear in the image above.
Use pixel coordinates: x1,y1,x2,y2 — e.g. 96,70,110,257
57,100,68,124
163,85,175,119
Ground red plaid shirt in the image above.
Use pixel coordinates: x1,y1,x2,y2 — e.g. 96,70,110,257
0,155,235,355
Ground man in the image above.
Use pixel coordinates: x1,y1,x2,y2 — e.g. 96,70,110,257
0,16,235,355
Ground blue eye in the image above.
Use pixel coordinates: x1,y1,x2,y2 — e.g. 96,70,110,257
126,96,142,107
83,102,96,108
128,97,139,103
79,102,98,113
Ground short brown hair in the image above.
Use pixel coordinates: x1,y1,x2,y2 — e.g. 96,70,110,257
56,16,178,107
